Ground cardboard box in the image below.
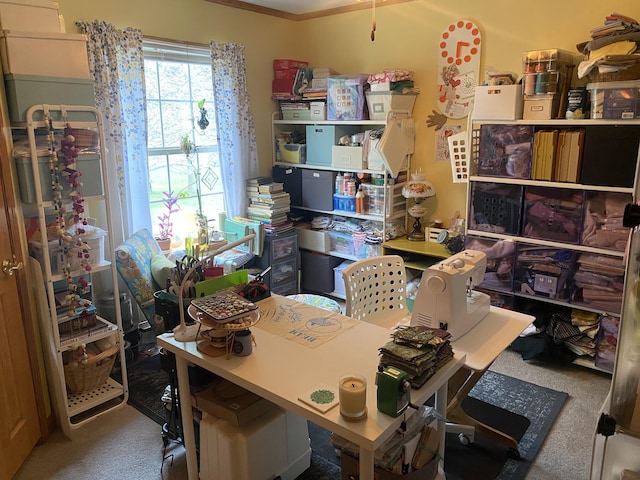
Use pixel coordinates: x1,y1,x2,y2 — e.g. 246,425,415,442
0,0,62,32
473,85,523,120
522,94,559,120
332,145,364,169
340,451,437,480
194,378,276,427
365,92,417,120
0,31,89,78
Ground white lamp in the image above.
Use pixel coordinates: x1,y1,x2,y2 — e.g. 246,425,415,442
402,172,436,241
173,233,256,342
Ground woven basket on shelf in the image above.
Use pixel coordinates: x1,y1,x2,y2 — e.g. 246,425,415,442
72,128,99,148
588,62,640,83
64,342,119,394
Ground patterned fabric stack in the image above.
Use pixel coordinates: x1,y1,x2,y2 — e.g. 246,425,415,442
379,325,453,389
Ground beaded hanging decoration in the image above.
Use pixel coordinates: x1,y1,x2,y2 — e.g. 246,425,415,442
46,115,91,317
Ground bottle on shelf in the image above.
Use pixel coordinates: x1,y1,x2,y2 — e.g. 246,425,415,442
356,186,366,214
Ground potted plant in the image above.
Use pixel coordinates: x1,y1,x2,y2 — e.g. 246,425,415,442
156,190,179,251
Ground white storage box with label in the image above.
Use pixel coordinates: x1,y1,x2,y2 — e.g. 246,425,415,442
365,92,417,120
29,239,78,275
0,30,89,78
331,145,364,169
523,93,559,120
0,1,62,32
199,409,311,480
473,85,523,120
309,101,326,120
4,74,96,123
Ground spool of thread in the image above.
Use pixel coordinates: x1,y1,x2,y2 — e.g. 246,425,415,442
535,73,549,94
524,74,536,95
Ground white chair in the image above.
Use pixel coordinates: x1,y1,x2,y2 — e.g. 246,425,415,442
341,255,409,327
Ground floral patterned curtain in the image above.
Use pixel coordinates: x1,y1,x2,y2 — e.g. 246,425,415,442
76,20,151,247
210,42,259,219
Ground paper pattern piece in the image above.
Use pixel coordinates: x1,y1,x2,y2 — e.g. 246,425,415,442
256,296,358,348
298,384,339,413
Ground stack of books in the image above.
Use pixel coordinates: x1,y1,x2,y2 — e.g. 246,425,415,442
246,178,293,234
304,67,337,98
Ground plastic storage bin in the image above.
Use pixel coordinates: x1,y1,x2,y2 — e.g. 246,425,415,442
523,186,584,244
333,260,354,297
327,74,369,120
4,74,96,123
14,153,103,203
464,236,516,293
328,231,355,256
29,239,80,275
581,191,632,252
477,124,534,179
587,80,640,119
571,253,625,314
468,181,524,235
333,194,356,212
360,183,405,216
514,246,576,300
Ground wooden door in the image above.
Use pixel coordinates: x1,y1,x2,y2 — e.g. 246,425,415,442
0,122,42,478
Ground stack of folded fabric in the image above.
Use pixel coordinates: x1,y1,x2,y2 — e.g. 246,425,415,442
379,325,453,389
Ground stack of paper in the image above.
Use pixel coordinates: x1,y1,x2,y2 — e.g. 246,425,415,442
554,129,585,183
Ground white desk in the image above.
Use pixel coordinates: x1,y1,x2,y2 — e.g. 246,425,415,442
158,294,466,480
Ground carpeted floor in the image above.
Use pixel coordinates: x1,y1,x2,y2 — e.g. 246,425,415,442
127,356,568,480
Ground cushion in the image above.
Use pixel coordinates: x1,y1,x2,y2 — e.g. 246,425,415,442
151,253,175,291
114,228,162,323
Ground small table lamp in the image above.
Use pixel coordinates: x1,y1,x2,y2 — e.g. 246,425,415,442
402,172,436,241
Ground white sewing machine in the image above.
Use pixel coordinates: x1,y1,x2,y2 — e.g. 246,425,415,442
410,249,490,340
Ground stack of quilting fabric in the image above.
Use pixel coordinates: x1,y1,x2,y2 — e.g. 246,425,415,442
379,326,453,389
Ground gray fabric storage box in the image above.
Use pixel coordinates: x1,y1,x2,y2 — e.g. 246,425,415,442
300,251,342,293
15,153,103,203
4,74,95,123
301,169,336,211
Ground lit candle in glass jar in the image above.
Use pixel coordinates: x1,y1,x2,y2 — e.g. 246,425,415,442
339,374,367,420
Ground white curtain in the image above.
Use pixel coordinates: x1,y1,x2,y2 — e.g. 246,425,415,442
210,42,259,219
76,20,151,247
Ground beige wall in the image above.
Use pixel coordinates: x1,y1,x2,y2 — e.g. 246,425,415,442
58,0,640,225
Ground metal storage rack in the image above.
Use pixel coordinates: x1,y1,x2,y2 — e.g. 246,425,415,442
17,105,127,435
271,111,412,299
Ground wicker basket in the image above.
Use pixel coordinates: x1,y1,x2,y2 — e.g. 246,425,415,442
72,128,99,148
64,341,119,394
588,62,640,83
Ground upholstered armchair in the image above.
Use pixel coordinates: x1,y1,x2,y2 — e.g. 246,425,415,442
115,228,175,333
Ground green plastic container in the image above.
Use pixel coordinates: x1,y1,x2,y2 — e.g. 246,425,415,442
15,153,103,203
4,74,95,123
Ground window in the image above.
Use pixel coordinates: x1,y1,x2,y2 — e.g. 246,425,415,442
143,39,224,241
